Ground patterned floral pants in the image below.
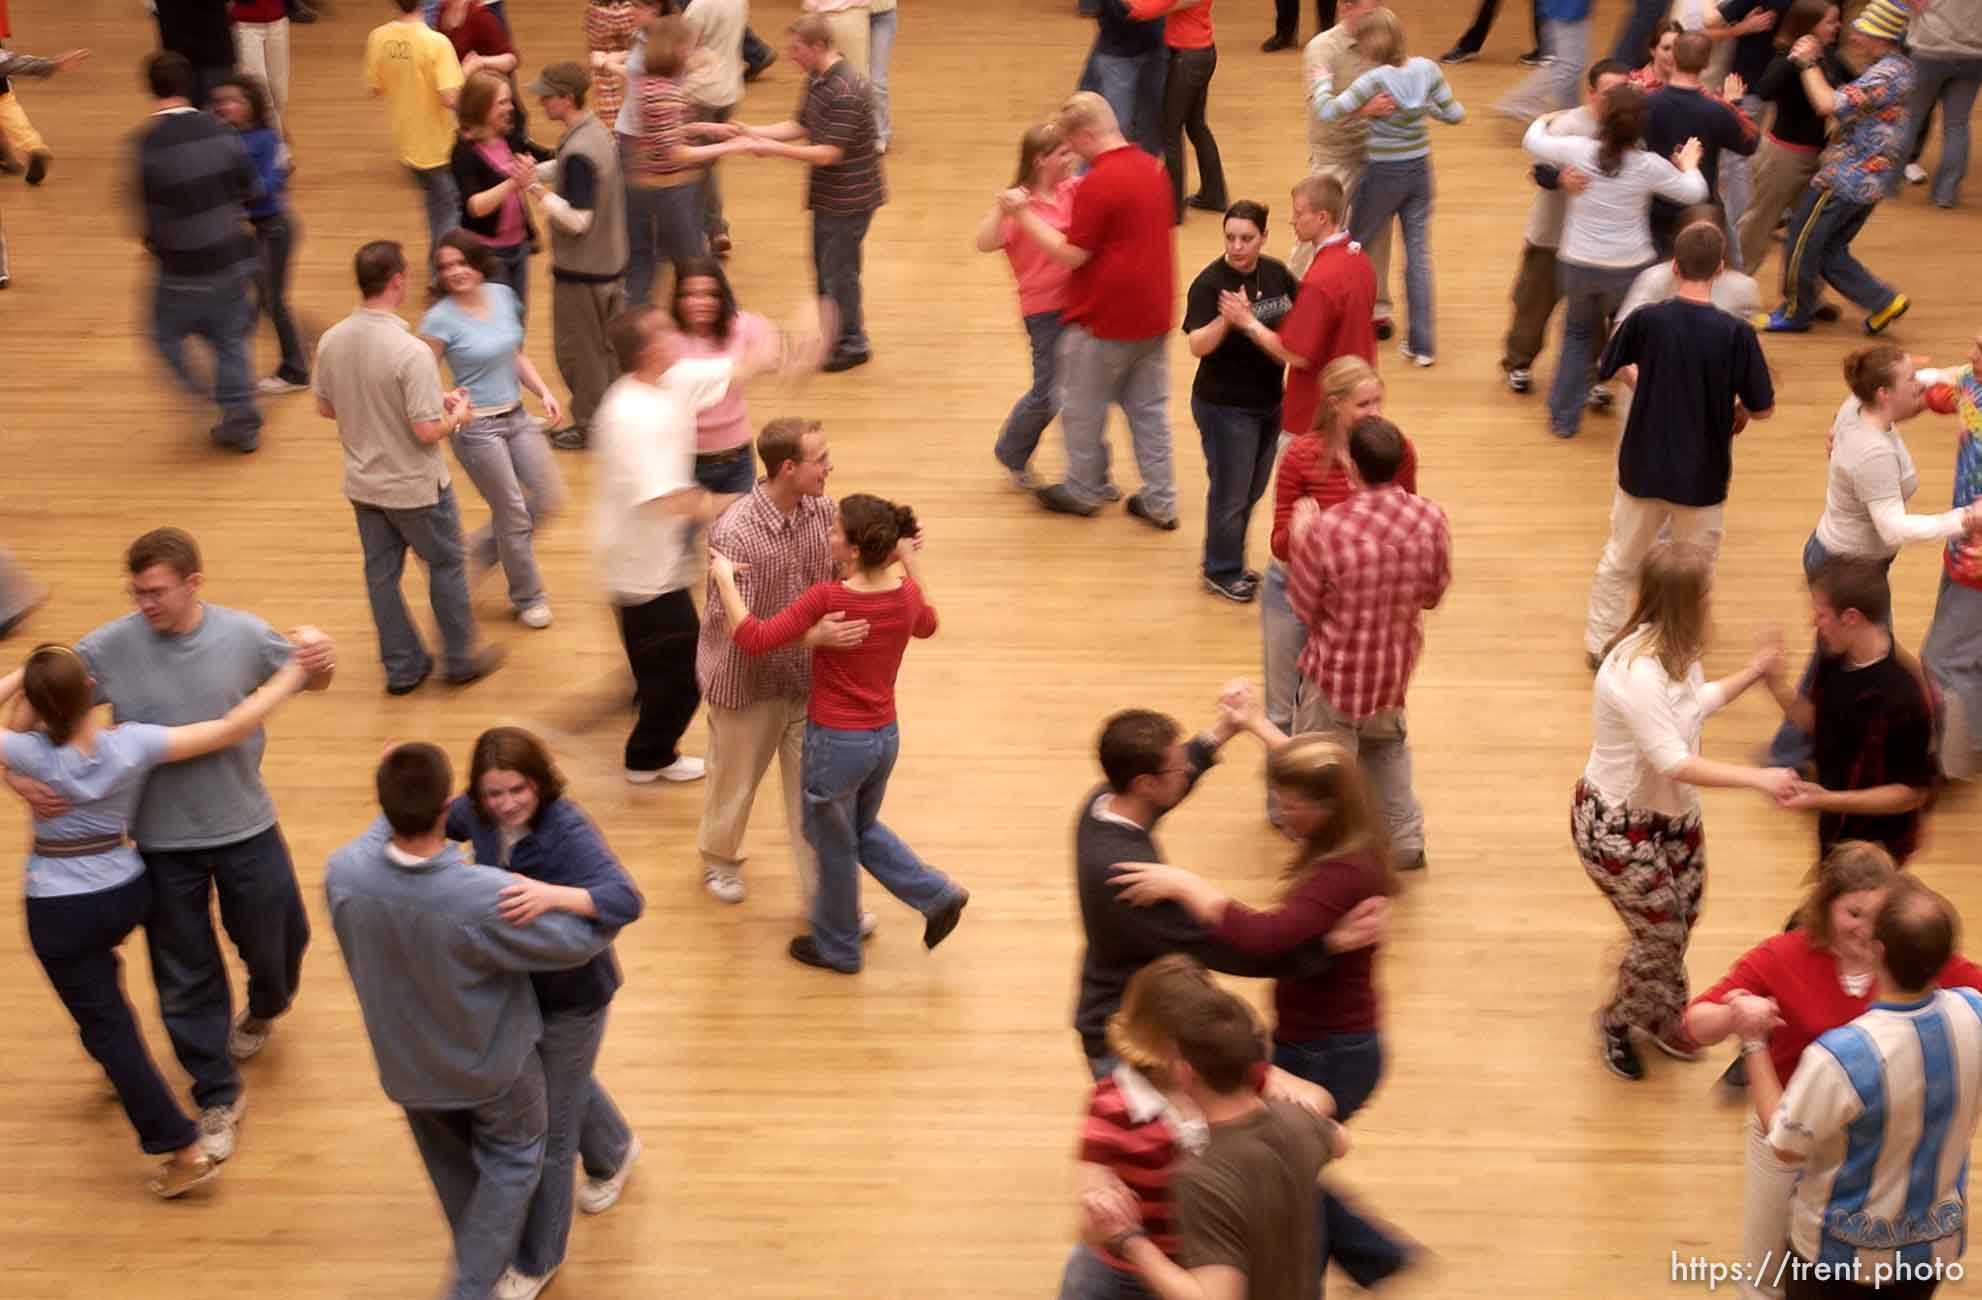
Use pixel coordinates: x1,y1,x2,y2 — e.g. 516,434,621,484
1571,780,1706,1044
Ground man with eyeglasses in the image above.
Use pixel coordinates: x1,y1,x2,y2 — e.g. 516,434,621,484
4,527,334,1165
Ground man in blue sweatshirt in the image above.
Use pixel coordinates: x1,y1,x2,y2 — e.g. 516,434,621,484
326,743,613,1300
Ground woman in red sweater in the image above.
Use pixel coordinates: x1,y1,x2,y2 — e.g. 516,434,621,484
1110,688,1410,1288
1683,840,1982,1300
710,493,968,974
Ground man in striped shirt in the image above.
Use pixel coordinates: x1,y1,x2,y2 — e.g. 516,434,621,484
1757,878,1982,1298
1286,416,1450,872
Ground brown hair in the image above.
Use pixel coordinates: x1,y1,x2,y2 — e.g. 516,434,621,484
1672,29,1713,75
1875,876,1958,991
1810,554,1894,626
23,644,93,746
607,304,667,373
1777,0,1839,51
1796,840,1898,947
1013,122,1063,190
1311,355,1380,438
1673,221,1725,281
1106,954,1219,1078
355,239,407,298
456,70,510,134
1347,416,1407,486
1291,173,1348,225
1170,984,1269,1094
1596,83,1646,177
1843,343,1909,406
1267,735,1397,895
1354,7,1406,66
1098,708,1181,795
838,493,918,570
759,417,821,479
787,13,833,48
641,15,696,78
126,527,201,580
378,743,454,838
432,229,503,302
467,726,568,827
1603,540,1713,679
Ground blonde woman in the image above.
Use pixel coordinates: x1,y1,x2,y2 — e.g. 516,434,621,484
1576,541,1798,1082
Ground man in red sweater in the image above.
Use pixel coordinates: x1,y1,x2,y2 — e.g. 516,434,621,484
1266,175,1376,444
1003,91,1179,529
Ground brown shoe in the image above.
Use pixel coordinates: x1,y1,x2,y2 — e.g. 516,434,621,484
148,1154,219,1199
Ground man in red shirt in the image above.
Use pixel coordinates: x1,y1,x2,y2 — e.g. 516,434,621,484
1266,175,1376,444
1287,416,1450,870
1003,91,1179,529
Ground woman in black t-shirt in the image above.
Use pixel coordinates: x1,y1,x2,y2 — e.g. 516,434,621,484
1181,201,1297,605
1734,0,1841,278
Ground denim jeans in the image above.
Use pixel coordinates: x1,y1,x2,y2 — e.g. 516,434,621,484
404,1056,548,1300
513,1005,631,1278
995,310,1063,473
1090,48,1167,157
869,7,898,146
1549,260,1642,437
813,209,875,358
615,587,702,773
1497,17,1586,119
1350,157,1436,357
1055,1245,1157,1300
1607,0,1672,66
251,213,307,382
802,721,963,971
1057,325,1175,517
1768,532,1896,769
1778,186,1895,326
1716,95,1765,265
1163,45,1226,220
1905,56,1982,207
1261,559,1310,738
1192,397,1278,583
408,163,462,273
140,824,310,1110
625,180,707,308
351,483,481,689
694,448,758,497
1273,1032,1407,1288
488,240,531,329
28,874,199,1154
451,407,563,614
152,266,262,449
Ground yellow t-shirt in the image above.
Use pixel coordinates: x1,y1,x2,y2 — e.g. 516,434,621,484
364,20,465,171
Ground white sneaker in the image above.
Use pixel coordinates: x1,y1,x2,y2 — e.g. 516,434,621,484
256,375,307,395
518,603,553,629
197,1095,246,1162
228,1013,272,1061
1906,162,1929,185
625,767,661,784
1399,344,1435,368
859,910,878,939
703,868,746,904
495,1266,556,1300
658,755,706,783
577,1135,642,1214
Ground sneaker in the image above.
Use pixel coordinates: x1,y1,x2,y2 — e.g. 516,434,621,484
147,1153,219,1199
1586,384,1613,410
1185,192,1226,213
0,590,47,639
1865,293,1910,335
1097,483,1125,503
1550,423,1578,440
495,1267,556,1300
1203,572,1259,603
1036,483,1099,517
1125,493,1179,531
1517,49,1545,67
1755,308,1811,334
658,755,706,783
1596,1015,1645,1082
702,867,746,904
517,603,553,629
1399,851,1427,871
1812,302,1842,323
924,889,969,950
228,1013,272,1062
1719,1054,1750,1092
1002,462,1043,492
445,645,506,687
198,1096,246,1162
1506,367,1532,394
1906,162,1929,185
550,424,588,451
256,375,308,395
789,934,859,973
24,149,50,186
859,910,878,940
1373,318,1395,342
1399,344,1434,368
1260,33,1294,52
1650,1030,1705,1062
1439,45,1479,64
743,50,777,81
577,1135,643,1215
386,668,432,696
820,349,872,373
625,767,662,785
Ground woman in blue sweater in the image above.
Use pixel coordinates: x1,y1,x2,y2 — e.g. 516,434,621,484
446,726,644,1296
211,73,308,394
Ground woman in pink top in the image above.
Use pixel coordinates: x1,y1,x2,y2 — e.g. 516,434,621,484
709,494,968,975
672,258,772,496
975,123,1079,490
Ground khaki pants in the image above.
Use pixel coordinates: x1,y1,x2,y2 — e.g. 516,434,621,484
0,88,46,160
551,276,624,431
1502,241,1560,372
1735,137,1821,288
1584,488,1726,657
823,10,870,78
697,696,819,910
1289,159,1393,320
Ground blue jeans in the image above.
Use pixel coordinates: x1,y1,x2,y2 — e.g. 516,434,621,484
1549,260,1642,437
1273,1032,1408,1288
488,240,531,329
1350,158,1435,357
1055,1245,1157,1300
1058,326,1175,517
513,1005,632,1278
1607,0,1672,66
152,266,261,449
625,180,708,308
694,448,758,497
408,163,462,273
1261,558,1309,825
251,213,308,382
813,210,875,358
996,310,1063,472
1779,186,1896,325
870,7,898,146
451,407,562,613
1717,95,1766,264
1768,532,1896,768
141,824,310,1109
352,483,481,689
802,721,963,971
1089,48,1167,157
1193,397,1279,582
1905,55,1982,207
28,874,199,1154
404,1057,547,1300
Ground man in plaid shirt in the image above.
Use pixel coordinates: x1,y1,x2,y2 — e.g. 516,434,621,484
1287,416,1451,869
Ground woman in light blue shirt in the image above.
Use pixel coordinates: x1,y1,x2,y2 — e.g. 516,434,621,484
0,643,305,1199
420,230,567,630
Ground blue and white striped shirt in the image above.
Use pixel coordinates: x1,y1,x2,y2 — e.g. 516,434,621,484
1315,57,1464,162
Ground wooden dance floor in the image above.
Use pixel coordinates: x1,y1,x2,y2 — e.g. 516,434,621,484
5,1,1982,1294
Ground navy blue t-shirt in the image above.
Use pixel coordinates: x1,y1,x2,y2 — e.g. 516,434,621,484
1601,298,1773,508
1717,0,1796,89
1096,0,1165,57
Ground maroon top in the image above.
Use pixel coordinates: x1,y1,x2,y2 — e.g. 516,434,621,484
1213,855,1384,1039
231,0,287,23
440,1,512,63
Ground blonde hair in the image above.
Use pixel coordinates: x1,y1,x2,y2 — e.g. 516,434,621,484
1014,122,1062,190
1310,355,1381,438
1057,90,1116,138
1354,7,1407,67
640,15,697,78
1290,173,1347,225
1604,541,1713,679
1266,736,1396,894
1105,954,1222,1078
1796,841,1899,947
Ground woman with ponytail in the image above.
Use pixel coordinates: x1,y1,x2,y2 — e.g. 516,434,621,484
709,493,969,973
0,643,306,1198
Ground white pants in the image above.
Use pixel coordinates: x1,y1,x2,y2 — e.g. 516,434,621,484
1584,488,1725,656
1738,1111,1797,1300
233,19,292,136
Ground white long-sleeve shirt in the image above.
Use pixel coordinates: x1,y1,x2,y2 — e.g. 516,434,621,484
1522,119,1708,268
1813,396,1968,559
1583,634,1728,816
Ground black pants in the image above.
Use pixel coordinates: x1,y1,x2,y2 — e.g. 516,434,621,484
1273,0,1335,41
28,873,199,1154
1164,46,1226,221
1785,1254,1940,1300
615,587,701,773
252,212,308,382
1451,0,1541,55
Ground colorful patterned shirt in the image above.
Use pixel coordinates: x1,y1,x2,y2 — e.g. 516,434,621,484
1288,483,1452,721
1816,55,1914,204
1928,364,1982,590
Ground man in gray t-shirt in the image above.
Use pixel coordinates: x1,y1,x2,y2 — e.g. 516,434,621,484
22,528,334,1161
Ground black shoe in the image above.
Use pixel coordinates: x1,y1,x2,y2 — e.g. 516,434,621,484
1439,46,1479,64
1585,649,1602,672
1185,193,1226,213
789,935,858,973
1812,302,1842,323
744,51,777,82
1597,1015,1645,1081
1125,493,1179,531
0,593,46,640
1518,49,1545,67
1036,483,1099,517
1719,1054,1750,1091
24,151,50,186
445,646,506,687
1203,572,1259,603
1373,318,1395,342
1260,33,1294,52
1399,850,1427,871
211,424,259,454
924,890,968,950
386,668,432,696
821,349,871,373
550,424,588,451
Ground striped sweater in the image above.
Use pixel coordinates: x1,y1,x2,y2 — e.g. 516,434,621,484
1317,56,1464,162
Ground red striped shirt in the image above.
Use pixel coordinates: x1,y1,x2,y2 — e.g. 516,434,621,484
1080,1076,1185,1268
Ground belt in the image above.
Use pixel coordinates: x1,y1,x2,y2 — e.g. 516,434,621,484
697,444,750,464
628,168,706,189
33,832,130,858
